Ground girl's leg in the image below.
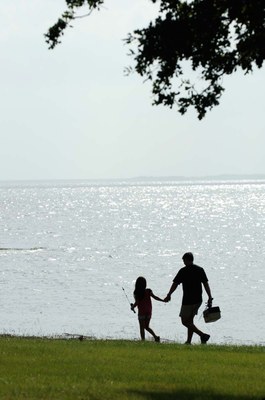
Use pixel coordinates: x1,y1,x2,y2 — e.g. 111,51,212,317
139,319,145,340
145,318,160,342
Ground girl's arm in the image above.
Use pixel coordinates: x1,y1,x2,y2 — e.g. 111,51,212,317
150,291,165,302
130,301,137,311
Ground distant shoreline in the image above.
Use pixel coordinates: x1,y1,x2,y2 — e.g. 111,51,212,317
1,174,265,187
126,174,265,182
1,174,265,184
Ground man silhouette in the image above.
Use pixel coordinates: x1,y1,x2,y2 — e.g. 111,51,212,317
165,252,213,344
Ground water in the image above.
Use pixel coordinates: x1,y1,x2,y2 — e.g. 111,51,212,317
0,179,264,345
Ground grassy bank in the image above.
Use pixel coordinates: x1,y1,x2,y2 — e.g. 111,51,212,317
0,337,264,400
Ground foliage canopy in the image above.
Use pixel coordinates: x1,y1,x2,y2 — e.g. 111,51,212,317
46,1,265,119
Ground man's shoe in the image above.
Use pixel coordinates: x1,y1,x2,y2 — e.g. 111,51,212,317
201,334,210,344
155,336,160,342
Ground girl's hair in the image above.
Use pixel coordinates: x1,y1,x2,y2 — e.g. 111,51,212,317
134,276,147,301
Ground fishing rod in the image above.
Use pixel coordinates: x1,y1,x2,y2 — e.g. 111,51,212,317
122,287,136,313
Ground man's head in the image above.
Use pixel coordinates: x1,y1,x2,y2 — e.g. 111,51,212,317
182,252,194,266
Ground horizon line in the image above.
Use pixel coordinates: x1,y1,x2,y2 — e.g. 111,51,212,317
1,173,265,183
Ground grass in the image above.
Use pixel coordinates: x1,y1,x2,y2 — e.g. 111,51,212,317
0,337,264,400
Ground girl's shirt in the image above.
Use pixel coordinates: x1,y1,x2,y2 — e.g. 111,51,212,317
136,288,152,315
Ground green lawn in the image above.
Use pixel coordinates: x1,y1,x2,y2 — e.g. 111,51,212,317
0,337,264,400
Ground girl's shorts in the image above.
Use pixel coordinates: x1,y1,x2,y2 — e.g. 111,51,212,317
138,314,151,321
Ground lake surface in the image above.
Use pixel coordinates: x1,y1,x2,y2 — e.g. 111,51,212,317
0,179,264,345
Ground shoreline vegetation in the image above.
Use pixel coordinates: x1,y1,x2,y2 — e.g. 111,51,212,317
0,336,264,400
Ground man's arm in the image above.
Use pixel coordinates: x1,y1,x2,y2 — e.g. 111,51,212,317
203,281,213,307
164,281,178,302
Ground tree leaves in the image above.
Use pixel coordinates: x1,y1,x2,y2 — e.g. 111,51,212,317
46,0,265,118
45,0,104,49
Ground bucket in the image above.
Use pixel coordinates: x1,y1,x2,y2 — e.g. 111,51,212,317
203,306,221,323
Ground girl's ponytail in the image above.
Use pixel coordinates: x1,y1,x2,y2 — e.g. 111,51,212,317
134,276,146,301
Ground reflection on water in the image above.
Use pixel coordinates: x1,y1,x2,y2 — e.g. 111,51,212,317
0,180,264,345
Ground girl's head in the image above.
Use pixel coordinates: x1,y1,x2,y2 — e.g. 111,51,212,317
134,276,147,300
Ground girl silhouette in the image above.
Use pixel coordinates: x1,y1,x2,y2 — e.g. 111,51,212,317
131,276,164,342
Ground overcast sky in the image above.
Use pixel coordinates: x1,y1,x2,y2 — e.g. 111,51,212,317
1,0,265,180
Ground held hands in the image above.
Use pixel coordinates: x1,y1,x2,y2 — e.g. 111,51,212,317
164,294,171,303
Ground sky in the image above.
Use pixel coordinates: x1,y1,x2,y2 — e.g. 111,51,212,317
1,0,265,180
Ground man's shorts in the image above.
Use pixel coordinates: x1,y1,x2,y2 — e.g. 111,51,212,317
179,303,202,319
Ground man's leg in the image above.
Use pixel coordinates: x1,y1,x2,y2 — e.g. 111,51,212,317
180,303,210,344
187,325,194,344
181,316,204,342
181,316,210,344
